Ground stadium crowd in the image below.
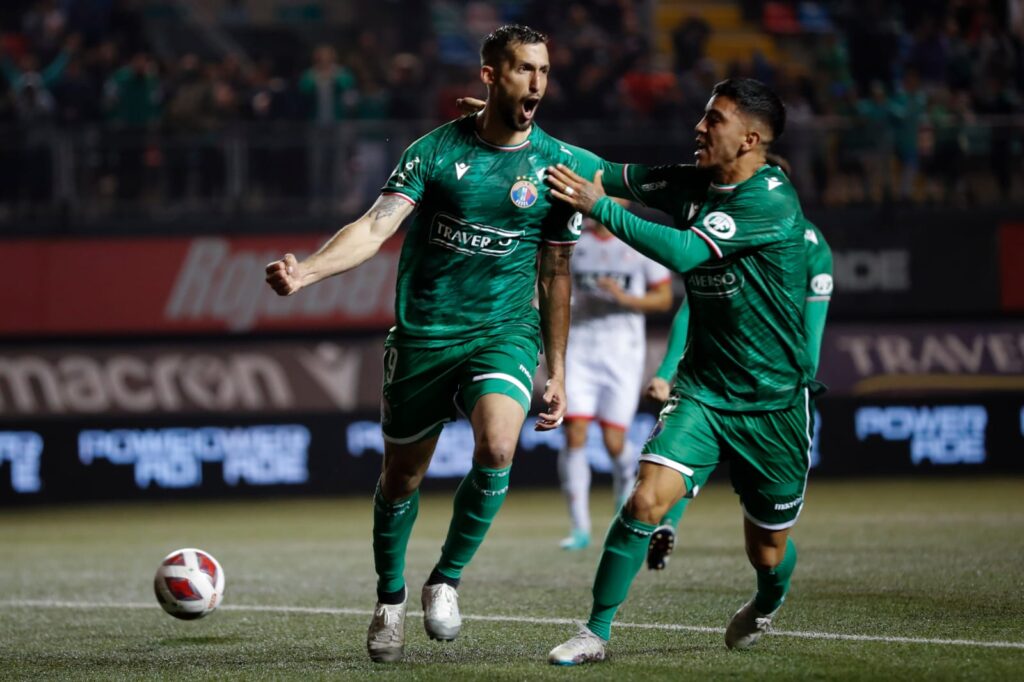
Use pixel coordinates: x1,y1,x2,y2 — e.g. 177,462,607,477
0,0,1021,216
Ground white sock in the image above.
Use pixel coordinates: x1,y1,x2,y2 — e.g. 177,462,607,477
610,444,637,509
557,446,591,534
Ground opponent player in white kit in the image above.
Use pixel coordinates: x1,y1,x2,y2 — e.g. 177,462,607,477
559,211,673,550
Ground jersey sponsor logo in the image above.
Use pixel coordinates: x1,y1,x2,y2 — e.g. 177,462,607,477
428,213,521,257
510,177,539,208
639,180,667,192
455,162,470,180
773,496,803,511
686,262,744,298
804,228,819,244
810,273,834,296
567,212,583,236
767,176,783,191
702,211,737,239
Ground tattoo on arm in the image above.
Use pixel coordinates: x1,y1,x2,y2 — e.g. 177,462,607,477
370,195,406,221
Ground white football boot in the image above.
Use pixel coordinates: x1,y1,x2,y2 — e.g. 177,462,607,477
421,583,462,641
366,592,407,662
725,599,778,650
548,624,607,666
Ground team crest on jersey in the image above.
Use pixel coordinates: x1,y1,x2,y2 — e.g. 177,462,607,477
510,176,539,208
810,273,834,296
702,211,737,239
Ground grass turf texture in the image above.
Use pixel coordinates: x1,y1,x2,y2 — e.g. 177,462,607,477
1,477,1022,680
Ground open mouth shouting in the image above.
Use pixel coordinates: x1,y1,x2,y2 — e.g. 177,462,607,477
521,95,541,123
694,137,709,163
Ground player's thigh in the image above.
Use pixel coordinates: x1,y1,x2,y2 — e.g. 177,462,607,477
458,334,540,423
469,392,528,468
625,460,688,524
723,393,814,531
380,338,464,445
639,393,721,498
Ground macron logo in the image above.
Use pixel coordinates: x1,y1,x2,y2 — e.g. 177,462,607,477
767,177,782,191
455,162,470,180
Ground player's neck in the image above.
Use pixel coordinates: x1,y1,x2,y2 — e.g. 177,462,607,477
712,154,766,187
475,109,532,147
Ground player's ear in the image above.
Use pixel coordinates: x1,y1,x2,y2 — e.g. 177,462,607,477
480,64,495,87
742,129,761,153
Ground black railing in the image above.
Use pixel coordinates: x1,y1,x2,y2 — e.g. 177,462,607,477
1,117,1021,235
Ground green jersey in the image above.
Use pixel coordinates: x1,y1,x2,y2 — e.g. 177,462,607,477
599,161,812,411
381,116,584,347
802,220,833,304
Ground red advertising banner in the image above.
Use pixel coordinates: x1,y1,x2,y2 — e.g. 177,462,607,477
2,234,402,336
999,223,1024,312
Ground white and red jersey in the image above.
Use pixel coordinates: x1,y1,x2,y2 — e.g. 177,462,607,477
565,227,671,428
570,228,671,341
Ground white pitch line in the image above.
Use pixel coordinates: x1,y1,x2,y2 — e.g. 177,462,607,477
3,600,1023,651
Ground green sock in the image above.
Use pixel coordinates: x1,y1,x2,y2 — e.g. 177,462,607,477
372,481,419,597
754,537,797,614
586,511,657,640
435,463,511,580
659,496,690,529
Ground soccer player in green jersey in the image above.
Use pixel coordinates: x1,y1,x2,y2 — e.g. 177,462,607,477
643,176,834,572
539,78,819,663
265,25,586,663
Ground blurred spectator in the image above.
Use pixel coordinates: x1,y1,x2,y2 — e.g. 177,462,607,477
671,15,711,73
103,51,161,127
888,68,928,201
52,57,100,125
299,45,357,210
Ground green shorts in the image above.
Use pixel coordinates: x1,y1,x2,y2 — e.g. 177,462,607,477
640,390,814,530
380,333,541,444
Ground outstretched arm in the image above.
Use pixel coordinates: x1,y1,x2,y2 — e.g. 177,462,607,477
535,242,574,431
546,165,712,274
598,278,672,314
265,194,413,295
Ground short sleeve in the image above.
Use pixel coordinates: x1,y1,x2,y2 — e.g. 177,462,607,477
381,136,433,205
542,204,584,245
689,179,799,259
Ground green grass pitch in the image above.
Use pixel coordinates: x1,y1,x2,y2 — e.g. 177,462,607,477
2,477,1022,680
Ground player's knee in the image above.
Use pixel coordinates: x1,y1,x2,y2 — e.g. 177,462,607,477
380,466,425,500
474,435,517,469
624,487,664,525
745,541,785,571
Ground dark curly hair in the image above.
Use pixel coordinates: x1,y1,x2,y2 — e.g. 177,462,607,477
711,78,787,144
480,24,548,67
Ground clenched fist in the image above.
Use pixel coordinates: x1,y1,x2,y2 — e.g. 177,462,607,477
265,253,304,296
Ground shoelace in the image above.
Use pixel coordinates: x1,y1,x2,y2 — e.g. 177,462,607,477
430,587,457,617
753,615,773,632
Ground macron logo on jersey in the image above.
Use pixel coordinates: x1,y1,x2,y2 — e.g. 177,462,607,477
804,228,819,244
767,177,783,191
455,162,470,180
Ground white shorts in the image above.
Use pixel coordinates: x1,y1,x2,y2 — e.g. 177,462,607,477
565,327,644,430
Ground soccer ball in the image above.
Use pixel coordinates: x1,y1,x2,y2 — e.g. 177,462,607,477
153,548,225,620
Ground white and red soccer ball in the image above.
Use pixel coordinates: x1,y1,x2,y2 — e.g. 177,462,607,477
153,548,225,620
